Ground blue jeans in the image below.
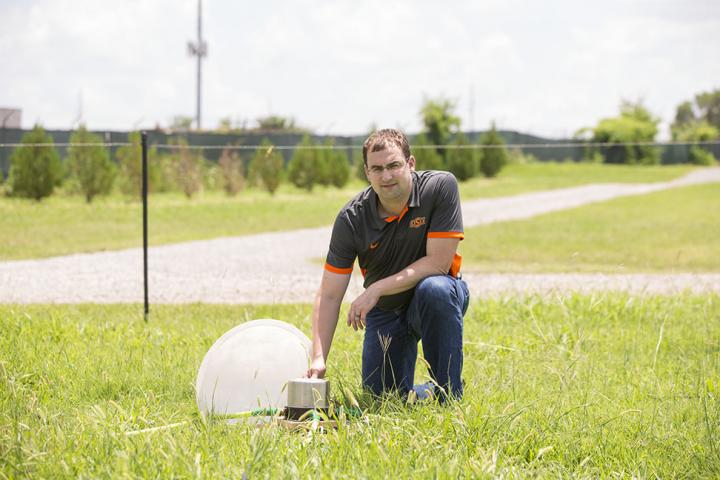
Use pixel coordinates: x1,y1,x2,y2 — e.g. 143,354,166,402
361,275,470,400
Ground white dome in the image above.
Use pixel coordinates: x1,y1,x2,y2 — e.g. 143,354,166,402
195,319,311,417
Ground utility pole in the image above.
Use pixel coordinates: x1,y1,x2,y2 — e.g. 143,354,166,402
187,0,207,130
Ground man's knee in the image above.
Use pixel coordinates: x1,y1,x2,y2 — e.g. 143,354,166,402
415,275,455,305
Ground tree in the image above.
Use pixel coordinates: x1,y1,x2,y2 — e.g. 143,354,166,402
169,137,204,198
256,115,301,132
116,131,160,197
66,126,116,202
413,133,445,171
218,147,245,196
695,89,720,130
419,97,461,161
353,148,368,183
248,138,284,195
170,116,194,131
674,101,695,127
478,122,508,177
446,132,477,181
217,117,235,132
328,145,351,188
288,135,323,191
588,100,661,165
8,125,63,200
671,89,720,165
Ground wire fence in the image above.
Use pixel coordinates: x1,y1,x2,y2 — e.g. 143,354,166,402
1,138,719,181
1,140,719,149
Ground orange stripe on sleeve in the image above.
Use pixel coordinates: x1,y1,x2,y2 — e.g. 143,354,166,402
324,263,353,275
427,231,465,240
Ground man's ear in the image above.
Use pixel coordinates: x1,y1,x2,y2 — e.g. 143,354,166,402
364,163,371,181
408,155,417,171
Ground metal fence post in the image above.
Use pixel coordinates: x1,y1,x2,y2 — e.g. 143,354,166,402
141,131,149,321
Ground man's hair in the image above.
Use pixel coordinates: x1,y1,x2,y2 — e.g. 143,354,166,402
362,129,411,165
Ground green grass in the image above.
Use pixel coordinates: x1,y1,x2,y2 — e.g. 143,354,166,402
459,162,694,198
1,295,719,477
461,183,720,272
0,163,694,261
0,183,363,261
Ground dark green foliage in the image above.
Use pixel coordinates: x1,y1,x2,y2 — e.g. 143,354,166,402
8,125,63,200
353,149,368,184
589,100,661,165
694,88,720,129
479,123,508,177
446,132,477,181
671,90,720,165
316,139,334,187
116,132,160,197
287,135,325,191
328,145,351,188
688,146,717,165
66,126,116,203
218,148,245,196
413,133,445,171
249,138,284,195
419,97,461,161
674,101,695,127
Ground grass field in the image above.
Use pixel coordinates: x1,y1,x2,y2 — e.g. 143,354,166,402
1,295,719,477
0,163,694,261
461,183,720,273
459,162,693,199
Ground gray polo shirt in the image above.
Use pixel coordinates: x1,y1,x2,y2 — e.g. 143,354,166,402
324,170,464,310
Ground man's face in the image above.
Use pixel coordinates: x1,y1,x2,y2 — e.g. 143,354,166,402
365,146,416,205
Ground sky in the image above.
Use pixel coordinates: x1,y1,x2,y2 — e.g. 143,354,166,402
1,0,719,139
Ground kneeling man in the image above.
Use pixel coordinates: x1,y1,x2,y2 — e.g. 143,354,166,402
307,129,469,400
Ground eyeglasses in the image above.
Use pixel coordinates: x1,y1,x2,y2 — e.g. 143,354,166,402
367,160,407,176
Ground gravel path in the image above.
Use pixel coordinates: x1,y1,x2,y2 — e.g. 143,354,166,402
2,168,719,304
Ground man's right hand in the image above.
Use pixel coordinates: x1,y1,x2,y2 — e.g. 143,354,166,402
306,357,326,379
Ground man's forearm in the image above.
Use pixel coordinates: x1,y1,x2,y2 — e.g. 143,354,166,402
370,254,450,298
311,292,343,362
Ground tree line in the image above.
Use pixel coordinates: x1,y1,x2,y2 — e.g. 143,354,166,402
2,88,717,202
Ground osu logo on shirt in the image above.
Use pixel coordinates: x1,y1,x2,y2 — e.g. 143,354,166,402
409,216,426,228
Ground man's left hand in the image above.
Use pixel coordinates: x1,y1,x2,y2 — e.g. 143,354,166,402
347,286,380,331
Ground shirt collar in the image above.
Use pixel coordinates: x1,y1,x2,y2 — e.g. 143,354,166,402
368,170,420,230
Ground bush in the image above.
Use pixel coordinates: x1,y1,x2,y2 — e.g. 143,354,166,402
478,123,508,177
689,146,717,165
288,135,324,191
326,143,351,188
316,139,334,187
588,100,661,165
353,149,368,184
169,137,204,198
218,147,245,196
66,126,116,203
116,132,160,197
248,138,284,195
152,154,180,193
8,125,63,200
413,133,445,171
446,132,477,181
507,148,539,165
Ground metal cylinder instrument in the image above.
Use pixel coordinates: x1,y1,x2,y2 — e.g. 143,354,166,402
285,378,330,420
